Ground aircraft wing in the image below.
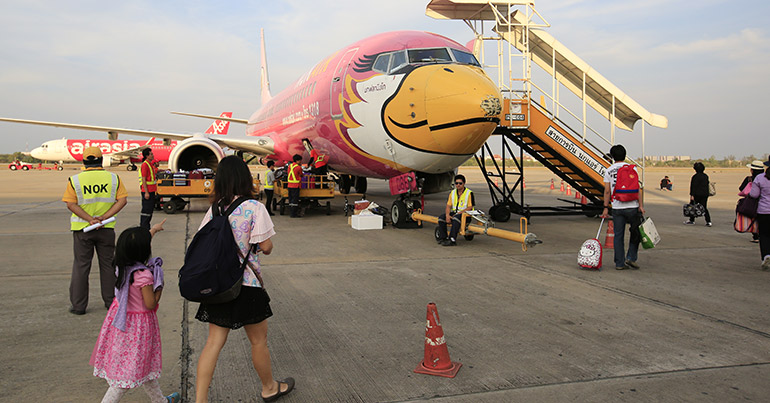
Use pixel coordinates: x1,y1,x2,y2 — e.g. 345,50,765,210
108,143,151,160
0,117,193,142
212,136,275,156
0,116,276,157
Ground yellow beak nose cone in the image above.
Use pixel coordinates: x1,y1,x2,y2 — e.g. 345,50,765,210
384,64,501,155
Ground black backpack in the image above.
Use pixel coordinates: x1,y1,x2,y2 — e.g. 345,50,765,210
179,196,253,304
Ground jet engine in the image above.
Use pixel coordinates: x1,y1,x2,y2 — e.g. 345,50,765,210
168,136,226,172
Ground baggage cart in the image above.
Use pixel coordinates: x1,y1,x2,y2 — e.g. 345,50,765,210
274,174,335,216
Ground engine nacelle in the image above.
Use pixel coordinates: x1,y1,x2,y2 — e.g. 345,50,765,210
168,136,226,172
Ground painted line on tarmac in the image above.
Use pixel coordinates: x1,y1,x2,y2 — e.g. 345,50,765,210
180,208,193,403
495,253,770,340
391,361,770,402
0,200,61,218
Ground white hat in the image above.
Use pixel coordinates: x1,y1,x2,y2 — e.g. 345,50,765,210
748,160,764,170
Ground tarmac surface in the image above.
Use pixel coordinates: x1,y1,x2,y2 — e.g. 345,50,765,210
1,164,768,402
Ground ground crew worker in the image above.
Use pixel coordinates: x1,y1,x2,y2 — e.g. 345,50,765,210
287,154,303,217
437,174,474,246
309,149,328,176
139,148,158,230
264,160,276,216
62,146,127,315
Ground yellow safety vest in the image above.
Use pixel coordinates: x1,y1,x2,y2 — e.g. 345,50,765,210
263,170,274,190
449,188,472,213
138,160,156,186
70,170,119,231
287,163,301,184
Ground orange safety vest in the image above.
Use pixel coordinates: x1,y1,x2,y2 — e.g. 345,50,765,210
311,150,327,168
287,162,302,188
139,160,157,192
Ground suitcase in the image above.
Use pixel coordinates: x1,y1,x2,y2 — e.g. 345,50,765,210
173,171,189,186
578,218,605,269
189,170,204,180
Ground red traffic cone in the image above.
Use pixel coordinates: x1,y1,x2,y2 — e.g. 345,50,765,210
575,190,581,199
522,178,526,189
566,185,572,196
550,179,555,190
414,303,462,378
580,195,587,205
560,181,565,192
604,220,614,249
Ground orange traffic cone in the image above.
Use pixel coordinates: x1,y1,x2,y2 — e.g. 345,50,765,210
550,179,555,190
560,181,565,192
414,303,462,378
604,220,614,249
580,195,587,205
566,185,572,196
522,178,526,189
575,190,581,199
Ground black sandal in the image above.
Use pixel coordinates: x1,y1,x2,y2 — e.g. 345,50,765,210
262,377,295,402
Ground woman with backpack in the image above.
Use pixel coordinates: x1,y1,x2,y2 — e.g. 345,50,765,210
685,162,712,227
194,156,295,402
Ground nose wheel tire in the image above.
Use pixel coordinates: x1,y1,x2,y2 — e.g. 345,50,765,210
391,200,408,228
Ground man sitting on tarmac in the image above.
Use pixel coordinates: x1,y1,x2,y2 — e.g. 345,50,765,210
437,174,475,246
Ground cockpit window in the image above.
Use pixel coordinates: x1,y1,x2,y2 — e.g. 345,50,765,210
390,50,406,73
451,49,481,66
361,47,479,75
408,48,451,63
373,54,391,73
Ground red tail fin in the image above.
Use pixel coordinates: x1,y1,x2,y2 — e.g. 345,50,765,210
205,112,232,135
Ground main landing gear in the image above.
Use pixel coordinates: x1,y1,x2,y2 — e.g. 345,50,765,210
336,174,367,194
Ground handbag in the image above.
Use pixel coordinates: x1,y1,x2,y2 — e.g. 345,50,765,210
738,180,752,197
638,216,660,249
734,212,758,233
683,203,705,218
736,196,759,219
708,181,717,196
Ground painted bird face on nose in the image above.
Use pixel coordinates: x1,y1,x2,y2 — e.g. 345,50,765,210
382,64,501,156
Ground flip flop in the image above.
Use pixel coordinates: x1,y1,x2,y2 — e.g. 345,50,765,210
262,377,295,402
166,392,180,403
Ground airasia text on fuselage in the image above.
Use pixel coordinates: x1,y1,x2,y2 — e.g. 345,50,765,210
67,140,169,156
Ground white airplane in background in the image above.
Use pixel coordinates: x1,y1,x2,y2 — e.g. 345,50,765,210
22,113,232,170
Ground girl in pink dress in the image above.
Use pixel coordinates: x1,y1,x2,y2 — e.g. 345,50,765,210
90,223,179,403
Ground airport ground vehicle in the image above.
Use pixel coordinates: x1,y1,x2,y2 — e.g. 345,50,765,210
156,177,215,214
274,174,335,216
156,176,261,214
8,161,33,171
8,161,63,171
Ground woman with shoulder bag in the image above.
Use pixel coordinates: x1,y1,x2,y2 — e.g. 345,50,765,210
749,158,770,271
739,160,764,242
194,156,295,402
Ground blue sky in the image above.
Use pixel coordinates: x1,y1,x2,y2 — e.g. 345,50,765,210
0,0,767,160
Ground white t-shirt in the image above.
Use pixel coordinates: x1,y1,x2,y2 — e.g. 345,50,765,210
603,162,640,210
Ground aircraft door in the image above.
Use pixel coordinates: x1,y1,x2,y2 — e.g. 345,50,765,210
330,48,358,119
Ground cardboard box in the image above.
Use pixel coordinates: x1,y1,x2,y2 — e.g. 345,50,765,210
351,214,383,230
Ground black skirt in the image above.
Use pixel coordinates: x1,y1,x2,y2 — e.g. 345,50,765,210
195,286,272,329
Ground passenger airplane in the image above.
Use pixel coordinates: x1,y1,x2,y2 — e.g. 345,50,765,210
22,113,232,170
0,30,502,227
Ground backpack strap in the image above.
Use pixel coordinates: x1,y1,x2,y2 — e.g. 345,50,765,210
214,196,253,217
236,244,265,288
